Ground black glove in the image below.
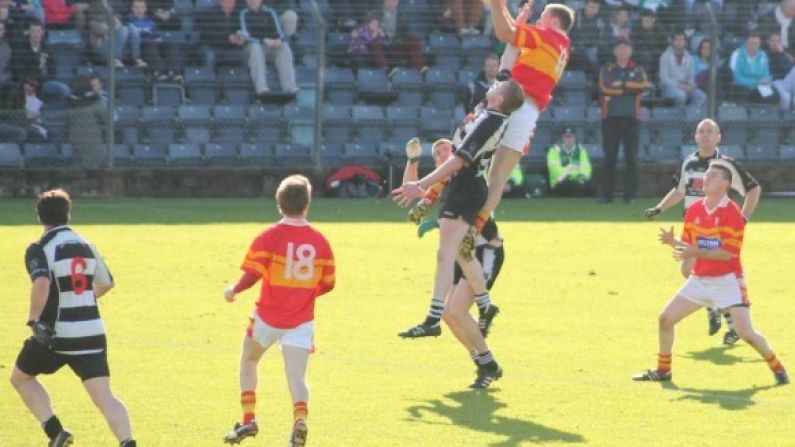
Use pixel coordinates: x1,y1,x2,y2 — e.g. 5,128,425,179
644,207,661,220
28,320,55,348
496,69,512,81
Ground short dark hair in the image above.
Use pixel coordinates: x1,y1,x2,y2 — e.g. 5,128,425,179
485,53,500,63
544,3,575,32
747,30,761,40
498,79,526,114
672,30,687,40
36,189,71,226
276,175,311,217
709,162,733,184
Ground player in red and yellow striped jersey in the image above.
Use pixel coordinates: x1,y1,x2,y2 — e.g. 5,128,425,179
222,175,335,446
633,162,788,385
402,138,454,230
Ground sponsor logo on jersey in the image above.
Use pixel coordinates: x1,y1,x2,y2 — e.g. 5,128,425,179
696,236,721,250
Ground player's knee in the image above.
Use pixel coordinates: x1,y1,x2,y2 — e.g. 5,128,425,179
658,312,675,329
9,369,29,389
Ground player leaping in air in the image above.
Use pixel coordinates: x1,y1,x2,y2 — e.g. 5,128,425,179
392,80,523,387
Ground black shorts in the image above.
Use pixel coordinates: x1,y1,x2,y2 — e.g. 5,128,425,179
439,173,487,224
454,244,505,290
15,338,110,381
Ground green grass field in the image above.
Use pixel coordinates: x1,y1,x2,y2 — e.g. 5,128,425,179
1,198,794,446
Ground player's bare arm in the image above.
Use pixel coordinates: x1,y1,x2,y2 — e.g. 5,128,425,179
646,188,686,219
742,184,761,220
480,147,523,220
673,244,734,262
658,226,679,246
489,0,521,43
392,156,465,207
28,277,49,321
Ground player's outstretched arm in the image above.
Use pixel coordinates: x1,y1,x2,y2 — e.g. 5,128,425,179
647,188,685,219
673,244,734,262
402,137,422,184
224,271,260,303
741,184,761,221
392,156,465,207
489,0,518,43
28,277,50,322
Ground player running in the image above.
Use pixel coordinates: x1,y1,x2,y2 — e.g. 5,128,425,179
633,162,788,386
222,175,335,446
645,119,761,346
11,189,137,447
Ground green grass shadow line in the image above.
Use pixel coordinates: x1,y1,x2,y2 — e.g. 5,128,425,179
661,381,777,411
681,346,752,366
405,390,586,446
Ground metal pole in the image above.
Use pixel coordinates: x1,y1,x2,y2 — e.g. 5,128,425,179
101,0,117,169
705,2,719,119
309,1,325,176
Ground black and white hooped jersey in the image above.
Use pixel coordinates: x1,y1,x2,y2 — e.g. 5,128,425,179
25,226,114,355
451,109,509,177
674,149,759,209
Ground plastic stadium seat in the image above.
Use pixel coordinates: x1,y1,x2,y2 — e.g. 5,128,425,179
655,127,685,146
457,67,479,88
76,65,109,81
219,67,253,105
353,105,386,144
779,145,795,160
275,143,312,167
203,143,239,165
185,67,218,105
168,143,203,166
213,105,247,144
325,67,356,105
391,69,424,106
386,106,420,144
425,68,458,109
24,143,60,167
142,106,177,145
0,143,22,167
428,32,460,56
460,34,492,60
133,144,167,166
719,145,745,160
529,127,553,159
553,106,586,127
680,145,697,159
745,145,778,160
582,143,604,160
178,105,211,144
153,83,185,107
115,105,140,145
748,105,780,124
747,128,781,146
357,69,397,103
646,144,680,162
239,143,275,164
684,106,708,123
717,105,749,122
47,29,82,47
320,143,345,167
651,107,686,124
345,143,382,165
117,68,148,106
420,107,452,140
248,105,284,145
321,104,352,144
720,127,749,145
113,144,133,167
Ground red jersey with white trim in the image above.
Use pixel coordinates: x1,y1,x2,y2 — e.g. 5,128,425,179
681,196,744,277
241,218,335,329
511,23,570,110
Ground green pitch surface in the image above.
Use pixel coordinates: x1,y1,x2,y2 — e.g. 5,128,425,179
1,198,794,446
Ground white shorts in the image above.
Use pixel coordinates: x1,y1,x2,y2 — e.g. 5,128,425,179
677,274,746,309
248,314,314,351
498,98,540,152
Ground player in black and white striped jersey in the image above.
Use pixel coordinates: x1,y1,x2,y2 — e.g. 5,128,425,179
10,189,137,447
644,118,761,346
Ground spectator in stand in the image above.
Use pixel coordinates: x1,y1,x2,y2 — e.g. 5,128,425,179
127,0,182,80
768,32,795,110
42,0,88,31
691,38,715,92
198,0,246,68
347,12,387,68
67,76,107,168
443,0,483,35
87,1,130,67
632,9,667,81
11,21,71,109
0,21,12,108
758,0,795,57
547,127,594,197
468,53,499,109
608,5,631,38
659,30,706,107
18,0,45,24
22,77,47,141
1,0,27,44
329,0,371,30
569,0,607,78
598,38,648,204
380,0,426,72
89,73,108,105
150,0,180,31
269,0,299,40
240,0,299,95
730,31,777,104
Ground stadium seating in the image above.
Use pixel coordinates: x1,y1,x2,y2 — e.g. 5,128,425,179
185,67,219,105
419,107,452,140
322,105,353,144
386,106,420,144
745,145,778,161
132,144,167,166
178,105,212,144
248,105,285,145
276,143,313,167
239,143,274,165
113,144,133,167
646,144,680,162
116,68,148,106
24,143,60,167
219,67,253,105
204,143,239,166
0,142,22,167
391,69,424,107
142,106,177,146
352,105,386,144
325,67,356,105
344,142,382,165
168,143,204,166
213,105,247,144
425,68,458,110
780,145,795,160
357,69,397,104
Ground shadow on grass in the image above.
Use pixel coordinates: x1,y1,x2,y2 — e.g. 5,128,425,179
661,381,777,411
682,346,752,366
2,197,794,225
405,390,585,446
